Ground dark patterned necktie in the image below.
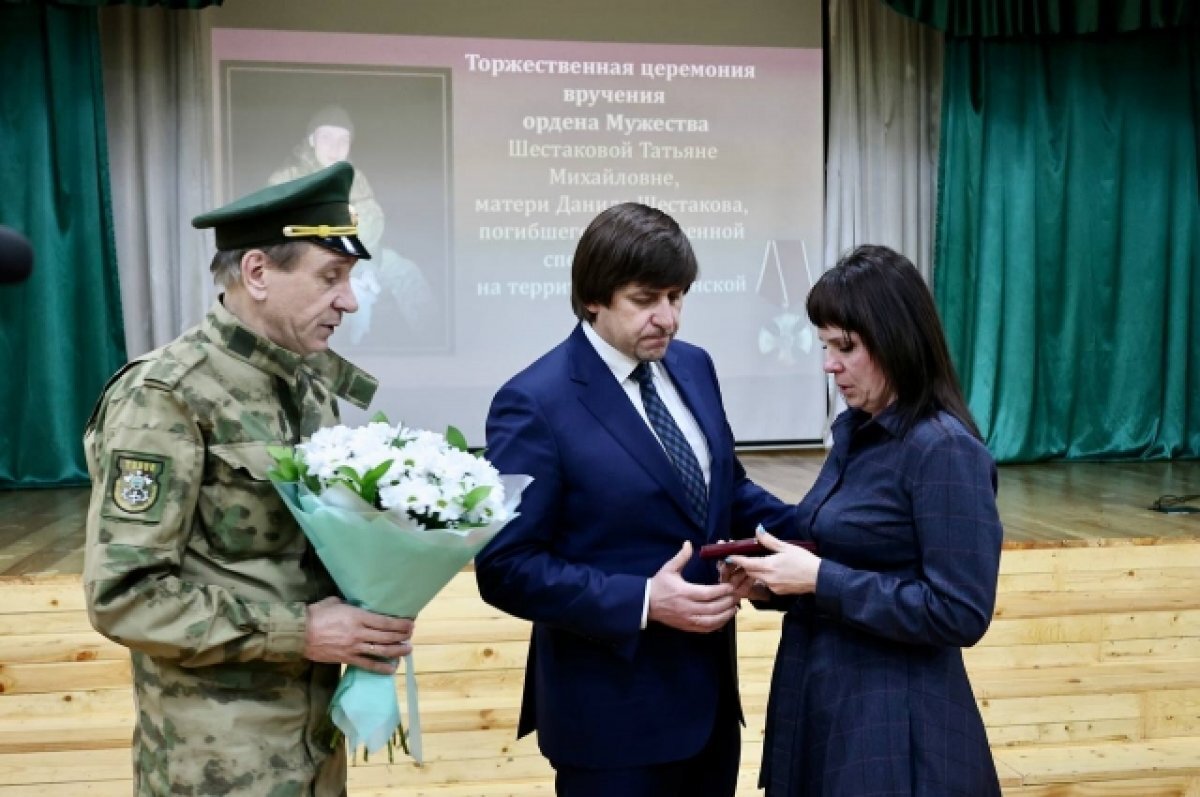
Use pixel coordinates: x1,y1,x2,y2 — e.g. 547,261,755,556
632,362,708,525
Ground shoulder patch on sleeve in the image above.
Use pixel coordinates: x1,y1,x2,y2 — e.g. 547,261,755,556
103,451,171,523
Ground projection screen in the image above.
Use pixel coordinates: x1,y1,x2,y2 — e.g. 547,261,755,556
211,24,825,445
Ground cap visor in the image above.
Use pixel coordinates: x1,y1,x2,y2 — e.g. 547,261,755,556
313,235,372,260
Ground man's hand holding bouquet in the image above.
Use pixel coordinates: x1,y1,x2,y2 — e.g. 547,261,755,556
268,415,529,762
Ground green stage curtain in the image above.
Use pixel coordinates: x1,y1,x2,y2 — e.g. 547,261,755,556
0,0,218,487
935,29,1200,460
0,4,127,486
882,0,1197,37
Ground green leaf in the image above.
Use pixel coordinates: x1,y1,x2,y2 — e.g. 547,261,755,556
335,465,363,486
268,459,298,482
266,445,302,483
461,485,493,512
358,458,394,506
370,411,391,424
445,425,469,452
266,445,292,463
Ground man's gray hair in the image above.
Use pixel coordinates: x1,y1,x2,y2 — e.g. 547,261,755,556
209,242,309,289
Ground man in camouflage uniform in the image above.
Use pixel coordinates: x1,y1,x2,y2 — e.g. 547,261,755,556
83,162,414,796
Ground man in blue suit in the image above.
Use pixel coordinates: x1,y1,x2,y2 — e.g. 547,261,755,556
476,203,797,797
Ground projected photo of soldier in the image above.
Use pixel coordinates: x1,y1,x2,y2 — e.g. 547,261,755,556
268,105,438,347
221,63,453,354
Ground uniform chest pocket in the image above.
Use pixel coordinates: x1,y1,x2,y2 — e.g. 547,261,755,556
201,442,303,558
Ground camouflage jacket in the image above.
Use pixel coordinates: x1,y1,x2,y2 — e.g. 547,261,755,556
83,301,377,797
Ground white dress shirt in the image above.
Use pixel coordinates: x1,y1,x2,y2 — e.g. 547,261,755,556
582,322,712,629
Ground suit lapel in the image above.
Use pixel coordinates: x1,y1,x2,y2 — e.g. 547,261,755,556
567,327,699,527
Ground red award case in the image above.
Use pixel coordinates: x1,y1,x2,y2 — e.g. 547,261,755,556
698,538,816,559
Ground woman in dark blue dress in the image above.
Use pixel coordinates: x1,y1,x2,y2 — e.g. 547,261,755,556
727,245,1003,796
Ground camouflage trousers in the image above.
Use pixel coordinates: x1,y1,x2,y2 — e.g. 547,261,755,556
128,652,347,797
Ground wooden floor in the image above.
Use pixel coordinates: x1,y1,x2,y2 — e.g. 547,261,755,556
741,452,1200,547
3,454,1196,577
0,455,1198,796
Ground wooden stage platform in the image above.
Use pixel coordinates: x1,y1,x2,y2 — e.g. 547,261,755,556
1,454,1198,795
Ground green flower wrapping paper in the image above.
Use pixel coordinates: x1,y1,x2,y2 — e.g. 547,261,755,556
269,420,530,762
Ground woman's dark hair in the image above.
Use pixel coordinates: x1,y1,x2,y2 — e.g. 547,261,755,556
806,244,981,439
570,202,698,321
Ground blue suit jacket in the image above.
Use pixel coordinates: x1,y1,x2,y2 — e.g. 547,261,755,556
475,325,796,768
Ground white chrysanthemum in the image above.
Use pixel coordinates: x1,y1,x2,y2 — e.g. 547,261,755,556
433,448,478,486
432,489,465,524
291,420,509,529
298,421,399,488
394,432,446,472
379,478,442,515
466,476,508,525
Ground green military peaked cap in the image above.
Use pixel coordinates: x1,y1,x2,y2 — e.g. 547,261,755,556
192,161,371,259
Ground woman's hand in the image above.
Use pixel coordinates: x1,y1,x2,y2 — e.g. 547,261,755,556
717,538,771,601
726,528,821,596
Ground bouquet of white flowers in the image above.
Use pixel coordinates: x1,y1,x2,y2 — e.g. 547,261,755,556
268,416,530,763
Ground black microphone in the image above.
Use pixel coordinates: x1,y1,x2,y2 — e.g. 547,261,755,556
0,226,34,284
